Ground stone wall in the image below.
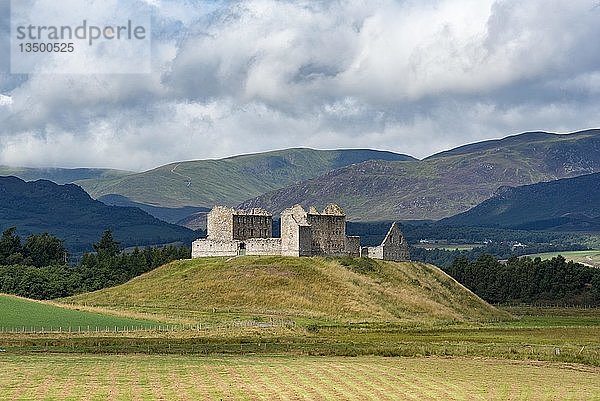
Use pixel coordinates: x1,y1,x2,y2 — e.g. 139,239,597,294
192,239,239,257
233,214,272,240
345,236,361,257
365,223,410,261
207,206,272,242
381,223,410,261
280,205,311,257
206,206,235,241
246,238,282,256
306,213,346,256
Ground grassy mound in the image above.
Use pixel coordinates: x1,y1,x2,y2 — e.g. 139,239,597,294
66,256,507,324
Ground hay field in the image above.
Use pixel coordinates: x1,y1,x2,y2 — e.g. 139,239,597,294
1,355,598,401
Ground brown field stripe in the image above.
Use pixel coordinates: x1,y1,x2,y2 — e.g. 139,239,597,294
36,364,71,400
0,362,17,401
340,361,401,398
366,361,426,400
223,358,276,400
227,359,275,400
243,359,294,401
271,359,323,400
58,366,84,400
7,361,37,401
190,364,222,399
152,360,182,401
415,362,474,401
277,361,329,400
259,361,303,401
79,359,101,401
169,365,195,401
108,360,123,401
295,359,356,400
208,358,239,400
211,361,247,400
143,361,169,401
334,360,397,401
309,360,373,400
129,361,147,401
330,360,402,400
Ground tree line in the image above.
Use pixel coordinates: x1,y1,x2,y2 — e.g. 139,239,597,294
0,228,190,300
445,254,600,306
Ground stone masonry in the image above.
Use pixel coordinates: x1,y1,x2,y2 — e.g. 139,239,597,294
361,222,410,262
192,204,409,261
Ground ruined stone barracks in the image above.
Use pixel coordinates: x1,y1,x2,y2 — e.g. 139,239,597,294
192,204,409,261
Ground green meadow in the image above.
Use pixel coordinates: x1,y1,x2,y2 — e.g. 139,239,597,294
0,294,158,332
524,250,600,268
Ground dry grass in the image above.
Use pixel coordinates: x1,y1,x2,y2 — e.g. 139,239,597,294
64,256,508,324
1,354,598,401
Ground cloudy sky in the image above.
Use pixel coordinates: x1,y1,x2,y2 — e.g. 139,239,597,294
1,0,600,171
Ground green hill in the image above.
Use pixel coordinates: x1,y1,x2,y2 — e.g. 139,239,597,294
66,256,507,323
240,130,600,220
0,176,196,252
440,172,600,230
0,294,157,330
0,166,131,184
76,149,415,208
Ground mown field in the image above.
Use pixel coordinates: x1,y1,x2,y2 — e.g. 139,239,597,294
0,294,159,332
1,354,598,401
524,250,600,268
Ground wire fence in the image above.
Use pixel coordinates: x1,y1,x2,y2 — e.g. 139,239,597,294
0,319,296,335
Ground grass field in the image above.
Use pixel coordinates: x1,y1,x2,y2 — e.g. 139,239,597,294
0,354,598,401
0,294,159,332
523,250,600,268
1,307,598,367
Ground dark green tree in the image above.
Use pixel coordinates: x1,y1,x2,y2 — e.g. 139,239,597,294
93,230,121,258
0,227,22,265
23,233,68,267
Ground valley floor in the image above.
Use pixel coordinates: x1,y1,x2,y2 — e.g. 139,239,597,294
1,354,598,401
1,307,599,400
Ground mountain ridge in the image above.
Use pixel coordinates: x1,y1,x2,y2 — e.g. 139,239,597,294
239,130,600,220
75,148,415,208
0,166,132,185
439,172,600,230
0,176,196,252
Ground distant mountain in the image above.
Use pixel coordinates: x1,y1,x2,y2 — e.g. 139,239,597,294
239,130,600,220
0,177,197,252
76,149,415,209
97,194,209,225
0,166,132,184
439,173,600,230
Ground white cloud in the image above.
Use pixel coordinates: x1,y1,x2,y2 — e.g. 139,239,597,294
0,94,11,106
1,0,600,170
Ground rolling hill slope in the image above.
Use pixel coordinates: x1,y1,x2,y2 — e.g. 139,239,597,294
0,166,131,184
66,256,507,323
240,130,600,220
76,149,415,208
0,176,196,252
440,172,600,230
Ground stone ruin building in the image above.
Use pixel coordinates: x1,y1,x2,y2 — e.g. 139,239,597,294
192,204,409,261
